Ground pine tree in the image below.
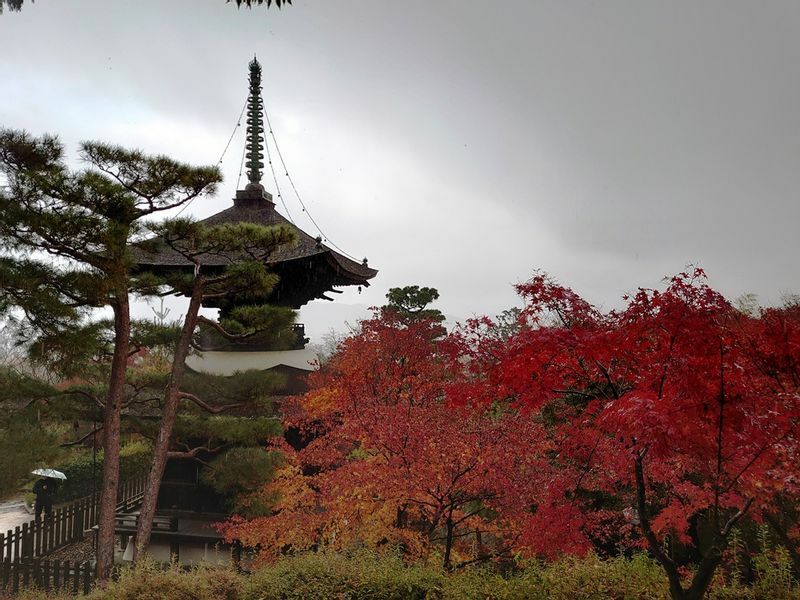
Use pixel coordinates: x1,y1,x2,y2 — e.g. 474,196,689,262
0,128,220,581
130,217,297,557
383,285,445,323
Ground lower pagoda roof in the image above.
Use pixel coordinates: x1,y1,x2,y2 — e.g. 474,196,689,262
131,184,377,308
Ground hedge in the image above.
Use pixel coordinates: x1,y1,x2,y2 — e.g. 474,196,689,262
6,549,799,599
49,440,152,503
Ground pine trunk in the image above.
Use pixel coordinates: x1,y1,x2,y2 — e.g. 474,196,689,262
95,295,131,583
133,278,204,560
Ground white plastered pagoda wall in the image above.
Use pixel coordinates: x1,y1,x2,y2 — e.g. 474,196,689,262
185,348,317,376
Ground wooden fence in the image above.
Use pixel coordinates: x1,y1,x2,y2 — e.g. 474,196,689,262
1,558,94,595
0,477,146,563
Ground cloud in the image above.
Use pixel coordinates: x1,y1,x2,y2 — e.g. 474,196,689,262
2,0,798,329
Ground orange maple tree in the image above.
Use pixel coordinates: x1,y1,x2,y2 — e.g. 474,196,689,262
221,310,538,569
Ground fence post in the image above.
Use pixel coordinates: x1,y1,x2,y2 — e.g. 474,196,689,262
12,556,19,594
82,499,89,535
32,521,39,557
2,557,10,592
13,526,20,561
71,505,76,541
21,523,31,558
71,560,79,594
76,506,85,541
59,506,66,548
32,558,40,588
42,518,48,555
53,558,60,590
48,511,56,552
83,560,92,594
43,559,51,592
120,480,129,512
68,504,76,541
21,559,30,588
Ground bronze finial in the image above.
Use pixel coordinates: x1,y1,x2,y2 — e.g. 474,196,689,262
245,56,265,185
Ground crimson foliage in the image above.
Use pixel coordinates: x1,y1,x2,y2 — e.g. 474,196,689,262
223,271,800,599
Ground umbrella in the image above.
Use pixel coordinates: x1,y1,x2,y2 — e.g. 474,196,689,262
31,468,67,480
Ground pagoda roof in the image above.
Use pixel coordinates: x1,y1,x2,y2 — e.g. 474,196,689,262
131,185,377,307
132,57,376,308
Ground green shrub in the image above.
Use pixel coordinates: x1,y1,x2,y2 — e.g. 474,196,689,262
199,447,281,516
3,549,799,599
243,550,799,600
49,450,101,502
0,589,72,600
439,567,510,599
118,439,154,479
504,553,669,600
84,560,243,600
707,540,800,600
245,549,445,599
51,440,152,503
0,419,63,499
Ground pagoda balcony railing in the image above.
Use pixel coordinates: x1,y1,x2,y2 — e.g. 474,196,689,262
195,323,309,352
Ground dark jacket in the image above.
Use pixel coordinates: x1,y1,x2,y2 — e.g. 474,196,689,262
33,479,56,504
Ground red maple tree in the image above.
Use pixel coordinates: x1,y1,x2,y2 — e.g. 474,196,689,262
460,269,800,600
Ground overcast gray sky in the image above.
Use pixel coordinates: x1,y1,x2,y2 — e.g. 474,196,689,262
2,1,799,339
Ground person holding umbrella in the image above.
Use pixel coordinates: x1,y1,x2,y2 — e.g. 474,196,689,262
31,469,66,524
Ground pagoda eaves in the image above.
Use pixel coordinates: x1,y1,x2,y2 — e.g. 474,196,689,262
131,186,376,309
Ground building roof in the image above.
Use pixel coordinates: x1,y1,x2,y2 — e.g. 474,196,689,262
131,185,377,308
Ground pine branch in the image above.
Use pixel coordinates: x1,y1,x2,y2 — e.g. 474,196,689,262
178,391,244,414
60,426,103,447
167,446,218,459
196,315,255,341
59,388,104,408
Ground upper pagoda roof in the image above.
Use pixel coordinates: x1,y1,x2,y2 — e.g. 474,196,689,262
131,57,377,308
131,185,377,307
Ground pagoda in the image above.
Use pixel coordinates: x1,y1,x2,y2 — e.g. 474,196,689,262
119,59,377,565
134,57,377,383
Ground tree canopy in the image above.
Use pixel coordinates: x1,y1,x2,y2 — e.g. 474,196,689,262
0,128,221,580
221,271,800,600
383,285,445,322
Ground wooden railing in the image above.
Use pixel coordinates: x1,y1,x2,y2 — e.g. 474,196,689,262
0,477,146,563
1,558,94,595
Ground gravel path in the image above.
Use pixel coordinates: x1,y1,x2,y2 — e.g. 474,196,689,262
46,536,96,562
0,494,33,533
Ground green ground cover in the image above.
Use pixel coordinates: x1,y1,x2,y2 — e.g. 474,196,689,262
6,549,799,600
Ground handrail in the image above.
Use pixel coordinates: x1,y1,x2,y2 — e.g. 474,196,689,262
0,476,146,563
